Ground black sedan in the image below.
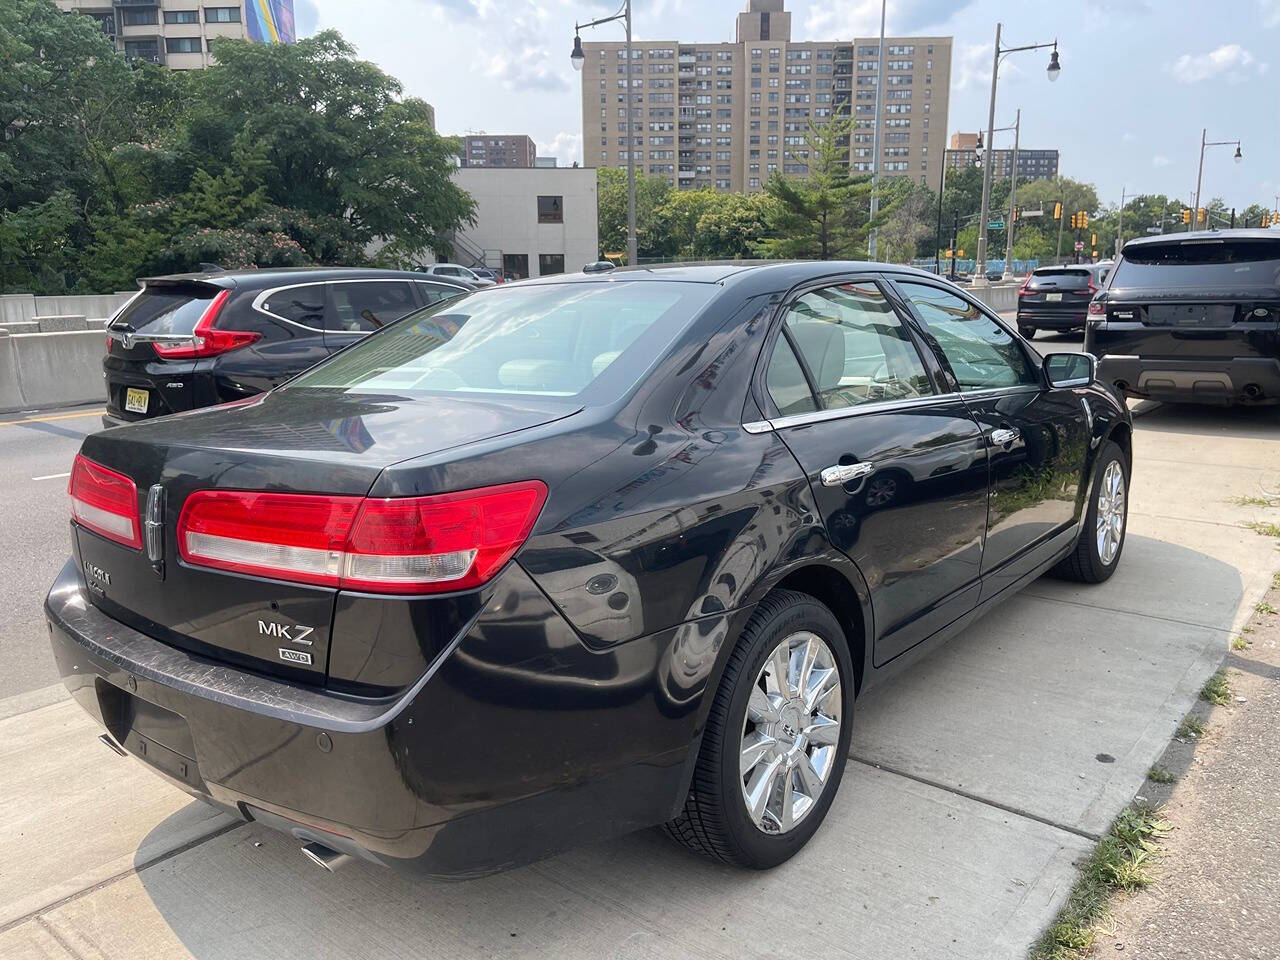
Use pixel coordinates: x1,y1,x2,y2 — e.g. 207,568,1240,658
102,267,468,428
48,262,1132,878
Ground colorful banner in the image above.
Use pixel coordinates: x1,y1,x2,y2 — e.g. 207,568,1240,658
245,0,296,44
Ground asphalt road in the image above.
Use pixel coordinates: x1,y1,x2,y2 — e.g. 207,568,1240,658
0,404,104,700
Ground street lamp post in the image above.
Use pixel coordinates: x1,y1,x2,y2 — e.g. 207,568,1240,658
975,23,1060,286
1191,128,1242,230
571,1,636,267
867,0,886,260
1001,108,1020,280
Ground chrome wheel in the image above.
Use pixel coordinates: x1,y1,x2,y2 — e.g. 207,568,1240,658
740,631,842,834
1095,459,1126,566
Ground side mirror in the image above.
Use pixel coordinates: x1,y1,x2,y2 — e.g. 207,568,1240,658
1044,352,1095,388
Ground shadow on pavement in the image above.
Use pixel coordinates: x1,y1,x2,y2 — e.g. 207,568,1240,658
1129,401,1280,440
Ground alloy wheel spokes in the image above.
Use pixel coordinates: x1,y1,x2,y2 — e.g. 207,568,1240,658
740,630,843,835
1096,460,1126,565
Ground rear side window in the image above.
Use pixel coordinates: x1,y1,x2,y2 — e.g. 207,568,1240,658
327,281,417,332
1112,239,1280,289
415,281,463,306
291,281,716,399
260,285,325,328
1028,269,1092,291
113,285,216,334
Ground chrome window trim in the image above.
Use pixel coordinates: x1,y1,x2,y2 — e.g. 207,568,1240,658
251,278,445,333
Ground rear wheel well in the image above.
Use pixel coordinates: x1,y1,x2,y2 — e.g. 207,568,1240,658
773,566,866,694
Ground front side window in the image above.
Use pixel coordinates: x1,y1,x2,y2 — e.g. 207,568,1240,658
327,281,417,332
415,282,463,306
896,281,1036,392
768,282,932,413
291,281,716,399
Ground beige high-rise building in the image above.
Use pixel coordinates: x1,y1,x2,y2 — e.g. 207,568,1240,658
56,1,296,69
579,0,951,193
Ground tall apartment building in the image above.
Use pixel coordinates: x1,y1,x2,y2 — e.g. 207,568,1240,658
579,0,951,193
56,1,295,68
459,134,538,169
946,132,1059,182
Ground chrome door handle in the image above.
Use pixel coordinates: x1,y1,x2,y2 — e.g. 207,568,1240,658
989,427,1020,446
820,462,875,487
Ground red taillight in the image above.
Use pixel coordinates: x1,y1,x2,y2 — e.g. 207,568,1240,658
1088,300,1105,318
69,454,142,549
1017,278,1031,297
178,481,547,594
153,290,259,359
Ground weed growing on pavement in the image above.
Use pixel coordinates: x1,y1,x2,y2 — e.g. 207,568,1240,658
1256,601,1277,615
1147,765,1175,784
1245,521,1280,538
1230,495,1278,507
1200,670,1232,706
1030,804,1170,960
1272,571,1280,588
1176,716,1206,739
1231,635,1249,651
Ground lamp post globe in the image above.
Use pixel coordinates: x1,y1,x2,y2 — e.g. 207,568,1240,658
1046,49,1061,81
1233,145,1243,164
570,34,585,71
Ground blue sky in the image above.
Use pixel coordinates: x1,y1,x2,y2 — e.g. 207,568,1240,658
296,0,1280,212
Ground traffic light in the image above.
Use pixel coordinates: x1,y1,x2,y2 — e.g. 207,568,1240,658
1263,214,1271,228
1197,207,1207,224
1053,202,1063,220
1069,214,1077,229
1182,208,1192,224
1079,211,1089,229
1091,233,1097,247
1012,206,1019,223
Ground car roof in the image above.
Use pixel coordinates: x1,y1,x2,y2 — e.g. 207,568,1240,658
139,267,458,290
1122,228,1280,252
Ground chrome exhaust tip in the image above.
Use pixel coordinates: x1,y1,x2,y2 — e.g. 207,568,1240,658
300,841,351,872
98,733,127,757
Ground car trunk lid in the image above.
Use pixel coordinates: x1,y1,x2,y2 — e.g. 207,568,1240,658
71,388,575,684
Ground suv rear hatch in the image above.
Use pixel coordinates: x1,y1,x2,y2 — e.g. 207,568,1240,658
1092,235,1280,361
1018,268,1096,319
104,279,239,422
70,388,572,687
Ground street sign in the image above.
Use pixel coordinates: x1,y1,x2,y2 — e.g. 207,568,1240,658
1145,227,1163,234
987,219,1004,230
1021,209,1045,218
1074,241,1084,251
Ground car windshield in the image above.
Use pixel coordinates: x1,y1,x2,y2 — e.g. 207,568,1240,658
1028,269,1092,291
1111,238,1280,290
290,280,716,400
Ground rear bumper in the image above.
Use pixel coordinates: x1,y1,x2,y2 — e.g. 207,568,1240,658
1015,305,1088,329
45,559,719,878
1096,355,1280,405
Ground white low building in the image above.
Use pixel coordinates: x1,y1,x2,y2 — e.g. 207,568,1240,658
447,167,599,280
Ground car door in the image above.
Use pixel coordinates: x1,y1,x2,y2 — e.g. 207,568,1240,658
892,279,1090,598
323,280,419,353
760,277,990,667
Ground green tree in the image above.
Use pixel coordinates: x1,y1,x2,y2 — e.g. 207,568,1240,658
692,192,774,260
754,116,874,260
596,167,672,261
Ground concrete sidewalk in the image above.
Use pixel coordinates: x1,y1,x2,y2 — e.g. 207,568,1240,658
1,402,1277,960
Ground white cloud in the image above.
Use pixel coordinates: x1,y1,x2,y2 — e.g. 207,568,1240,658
1152,155,1173,168
950,41,990,92
1166,44,1263,83
538,131,583,167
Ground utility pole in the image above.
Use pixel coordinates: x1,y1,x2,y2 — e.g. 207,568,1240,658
950,212,959,279
1193,127,1243,233
867,0,886,260
1115,185,1126,259
1001,108,1020,280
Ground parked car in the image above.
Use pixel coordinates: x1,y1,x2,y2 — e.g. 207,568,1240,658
1087,230,1280,405
470,267,504,285
419,263,496,288
49,262,1131,879
582,260,617,274
102,268,468,429
1015,262,1112,338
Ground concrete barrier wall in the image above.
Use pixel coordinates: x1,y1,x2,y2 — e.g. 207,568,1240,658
0,329,105,414
0,292,134,326
971,284,1018,314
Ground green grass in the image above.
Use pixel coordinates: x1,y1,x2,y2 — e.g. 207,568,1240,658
1176,715,1206,740
1256,601,1278,616
1245,521,1280,538
1147,765,1176,784
1231,635,1249,651
1229,495,1278,507
1030,804,1171,959
1200,669,1232,706
1273,571,1280,589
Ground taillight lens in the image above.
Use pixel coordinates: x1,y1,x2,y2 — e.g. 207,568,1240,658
1017,278,1031,296
1088,300,1106,319
69,454,142,549
178,481,547,594
153,290,260,359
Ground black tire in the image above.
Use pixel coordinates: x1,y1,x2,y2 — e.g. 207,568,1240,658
1052,440,1129,583
664,589,855,869
1018,325,1036,340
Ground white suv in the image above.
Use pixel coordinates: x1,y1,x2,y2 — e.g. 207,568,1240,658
420,263,495,288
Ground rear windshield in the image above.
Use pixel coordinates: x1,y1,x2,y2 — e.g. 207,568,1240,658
291,280,717,400
1112,239,1280,290
112,284,217,334
1028,269,1092,291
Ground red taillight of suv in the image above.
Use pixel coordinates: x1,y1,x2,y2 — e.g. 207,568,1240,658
1017,277,1032,297
69,454,142,549
1087,300,1106,321
178,481,548,594
152,290,260,359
